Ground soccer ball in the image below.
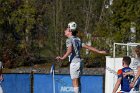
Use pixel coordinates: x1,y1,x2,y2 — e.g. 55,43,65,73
68,22,77,31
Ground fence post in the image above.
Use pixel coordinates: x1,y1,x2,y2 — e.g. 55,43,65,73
31,70,34,93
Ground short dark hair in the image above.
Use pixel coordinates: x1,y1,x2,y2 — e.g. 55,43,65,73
123,56,131,66
71,30,78,36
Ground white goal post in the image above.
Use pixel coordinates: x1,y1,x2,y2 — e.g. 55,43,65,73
113,43,140,58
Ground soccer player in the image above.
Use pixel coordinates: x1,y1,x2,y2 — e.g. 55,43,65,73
112,56,134,93
56,22,107,93
129,45,140,91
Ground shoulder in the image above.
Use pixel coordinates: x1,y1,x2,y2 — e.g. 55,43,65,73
66,38,73,46
66,38,72,42
129,67,133,70
76,37,81,40
117,69,123,75
122,67,133,73
117,69,123,79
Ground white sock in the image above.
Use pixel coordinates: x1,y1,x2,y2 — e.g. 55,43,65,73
74,87,79,93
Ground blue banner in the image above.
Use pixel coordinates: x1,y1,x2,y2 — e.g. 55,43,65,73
55,75,73,93
34,74,53,93
1,74,103,93
80,75,103,93
2,74,31,93
34,74,103,93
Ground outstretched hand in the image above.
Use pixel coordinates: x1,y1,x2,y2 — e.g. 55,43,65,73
130,82,135,88
56,56,64,60
99,50,109,54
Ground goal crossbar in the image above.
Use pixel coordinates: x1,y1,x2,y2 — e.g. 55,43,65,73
113,43,140,57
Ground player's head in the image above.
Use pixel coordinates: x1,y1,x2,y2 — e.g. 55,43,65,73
135,45,140,57
122,56,131,66
65,22,78,37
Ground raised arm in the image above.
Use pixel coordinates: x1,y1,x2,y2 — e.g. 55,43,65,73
82,44,107,54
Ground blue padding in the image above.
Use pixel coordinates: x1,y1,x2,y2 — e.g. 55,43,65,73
55,75,73,93
34,74,103,93
1,74,103,93
34,74,53,93
1,74,31,93
80,75,103,93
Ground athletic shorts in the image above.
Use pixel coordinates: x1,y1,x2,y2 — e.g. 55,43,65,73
70,59,82,79
0,85,3,93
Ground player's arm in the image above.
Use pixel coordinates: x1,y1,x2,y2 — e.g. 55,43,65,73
82,44,107,54
112,78,122,93
130,66,140,88
123,70,134,77
56,46,72,60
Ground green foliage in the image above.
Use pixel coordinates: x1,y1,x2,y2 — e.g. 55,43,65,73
94,0,140,57
110,0,140,43
0,0,48,68
1,0,140,68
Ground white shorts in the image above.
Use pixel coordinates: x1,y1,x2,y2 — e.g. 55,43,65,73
70,61,82,79
0,85,3,93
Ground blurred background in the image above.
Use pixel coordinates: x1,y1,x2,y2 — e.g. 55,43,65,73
0,0,140,74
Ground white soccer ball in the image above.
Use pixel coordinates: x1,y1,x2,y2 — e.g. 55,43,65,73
68,22,77,31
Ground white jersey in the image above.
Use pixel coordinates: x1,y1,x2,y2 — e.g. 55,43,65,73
130,57,140,75
66,36,84,79
66,36,84,62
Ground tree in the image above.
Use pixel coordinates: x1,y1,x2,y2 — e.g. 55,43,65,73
95,0,140,55
0,0,48,68
0,0,109,68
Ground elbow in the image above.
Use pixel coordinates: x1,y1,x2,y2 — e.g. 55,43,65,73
67,50,72,54
83,45,89,49
117,81,121,84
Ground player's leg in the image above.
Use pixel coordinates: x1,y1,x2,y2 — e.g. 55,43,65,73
72,78,81,93
72,78,79,93
70,62,81,93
